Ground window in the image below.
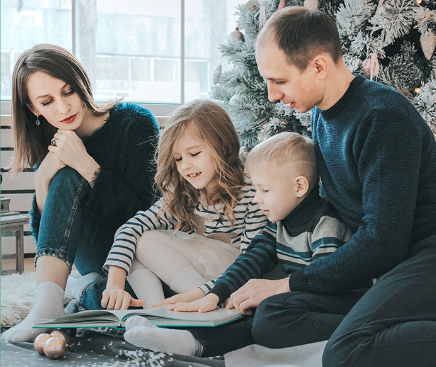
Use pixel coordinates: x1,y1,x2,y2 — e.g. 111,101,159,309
1,0,241,106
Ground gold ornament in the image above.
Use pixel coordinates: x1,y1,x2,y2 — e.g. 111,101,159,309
304,0,319,10
227,27,245,43
213,64,222,85
420,31,436,60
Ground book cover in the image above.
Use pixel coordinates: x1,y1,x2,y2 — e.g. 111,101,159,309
33,306,243,329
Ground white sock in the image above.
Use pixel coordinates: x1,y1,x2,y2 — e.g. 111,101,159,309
124,316,203,356
65,272,100,300
2,281,65,342
127,263,165,309
169,266,206,294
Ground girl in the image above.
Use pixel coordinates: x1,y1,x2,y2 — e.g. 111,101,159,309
3,44,160,342
98,99,268,311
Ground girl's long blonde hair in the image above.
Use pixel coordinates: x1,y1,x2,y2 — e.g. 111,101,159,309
155,99,244,233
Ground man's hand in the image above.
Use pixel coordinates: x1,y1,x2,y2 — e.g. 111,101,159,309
151,288,205,308
101,286,145,310
227,278,290,315
167,293,220,313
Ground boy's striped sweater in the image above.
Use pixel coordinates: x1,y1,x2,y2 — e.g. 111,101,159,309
209,187,352,303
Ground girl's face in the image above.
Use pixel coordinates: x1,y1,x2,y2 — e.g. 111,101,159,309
26,71,87,133
173,124,217,195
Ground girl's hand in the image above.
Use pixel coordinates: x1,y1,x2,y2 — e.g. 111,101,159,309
168,293,220,313
48,129,100,185
101,286,145,310
151,288,205,308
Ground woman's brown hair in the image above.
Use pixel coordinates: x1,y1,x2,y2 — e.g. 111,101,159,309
155,99,245,233
10,43,118,177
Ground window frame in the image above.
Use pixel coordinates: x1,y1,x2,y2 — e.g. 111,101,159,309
2,0,190,117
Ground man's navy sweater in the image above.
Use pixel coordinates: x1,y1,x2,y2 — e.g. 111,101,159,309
288,75,436,294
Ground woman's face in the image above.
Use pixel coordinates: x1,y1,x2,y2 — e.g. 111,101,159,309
27,71,87,131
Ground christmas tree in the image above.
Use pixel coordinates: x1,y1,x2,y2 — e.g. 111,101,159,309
209,0,436,147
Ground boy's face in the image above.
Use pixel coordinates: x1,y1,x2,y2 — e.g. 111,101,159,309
250,165,306,223
255,36,325,113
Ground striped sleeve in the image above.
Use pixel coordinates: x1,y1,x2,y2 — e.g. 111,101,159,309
209,222,279,303
311,216,352,262
238,184,269,251
103,197,177,273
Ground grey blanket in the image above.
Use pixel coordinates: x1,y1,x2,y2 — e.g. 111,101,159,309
1,328,224,367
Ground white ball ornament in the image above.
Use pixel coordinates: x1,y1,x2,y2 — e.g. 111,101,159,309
304,0,319,10
227,27,245,43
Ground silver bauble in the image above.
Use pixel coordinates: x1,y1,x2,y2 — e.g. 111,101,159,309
227,27,245,43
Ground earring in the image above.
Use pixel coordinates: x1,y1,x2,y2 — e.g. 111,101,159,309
35,115,41,126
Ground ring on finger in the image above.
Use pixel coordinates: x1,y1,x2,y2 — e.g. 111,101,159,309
51,138,56,146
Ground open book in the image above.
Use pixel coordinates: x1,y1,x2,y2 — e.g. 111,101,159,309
33,306,243,329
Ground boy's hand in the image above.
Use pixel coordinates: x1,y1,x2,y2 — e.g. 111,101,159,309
167,293,220,313
151,288,205,308
101,286,145,310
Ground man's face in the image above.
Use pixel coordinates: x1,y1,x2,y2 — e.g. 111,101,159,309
255,37,325,113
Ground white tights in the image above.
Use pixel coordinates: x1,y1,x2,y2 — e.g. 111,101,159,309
127,230,207,307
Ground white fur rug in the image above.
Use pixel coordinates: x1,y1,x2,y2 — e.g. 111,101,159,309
1,270,78,327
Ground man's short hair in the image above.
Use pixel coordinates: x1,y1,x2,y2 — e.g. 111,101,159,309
258,6,342,71
246,132,318,187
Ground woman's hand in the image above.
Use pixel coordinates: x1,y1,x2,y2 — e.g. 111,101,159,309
151,288,205,308
167,293,220,313
101,286,146,310
35,152,67,214
48,129,100,186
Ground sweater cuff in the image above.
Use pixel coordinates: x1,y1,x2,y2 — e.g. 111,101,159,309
288,269,310,291
208,282,232,304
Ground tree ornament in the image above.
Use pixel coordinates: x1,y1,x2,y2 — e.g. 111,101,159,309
227,27,245,43
278,0,286,10
362,53,380,80
34,333,51,355
259,4,267,30
245,0,260,12
304,0,319,10
213,64,222,85
50,330,70,344
420,31,436,60
43,337,67,359
239,143,251,163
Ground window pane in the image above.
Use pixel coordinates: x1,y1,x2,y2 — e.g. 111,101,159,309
184,0,241,101
1,0,72,100
76,0,181,103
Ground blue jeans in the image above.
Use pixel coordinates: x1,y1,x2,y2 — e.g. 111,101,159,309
34,167,123,309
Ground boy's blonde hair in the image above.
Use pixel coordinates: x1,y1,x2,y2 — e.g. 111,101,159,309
246,132,318,188
155,99,245,233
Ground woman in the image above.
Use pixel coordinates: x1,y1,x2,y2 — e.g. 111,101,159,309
3,44,160,342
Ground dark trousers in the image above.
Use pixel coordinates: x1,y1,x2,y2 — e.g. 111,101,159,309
191,235,436,364
190,287,367,356
323,235,436,367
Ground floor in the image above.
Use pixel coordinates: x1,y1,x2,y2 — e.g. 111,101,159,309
2,257,36,273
